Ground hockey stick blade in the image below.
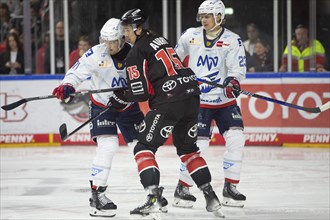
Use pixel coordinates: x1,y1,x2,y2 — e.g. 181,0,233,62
59,123,69,140
59,106,112,141
1,87,123,111
1,99,27,111
197,78,330,114
319,101,330,112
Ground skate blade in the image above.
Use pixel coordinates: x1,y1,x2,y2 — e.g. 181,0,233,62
222,197,245,208
172,198,195,208
130,212,161,220
89,207,116,217
159,206,168,213
213,208,225,218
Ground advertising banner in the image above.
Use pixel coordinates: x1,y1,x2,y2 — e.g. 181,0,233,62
0,74,329,147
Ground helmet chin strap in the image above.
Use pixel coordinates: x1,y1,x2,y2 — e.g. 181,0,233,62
208,22,221,32
206,24,221,39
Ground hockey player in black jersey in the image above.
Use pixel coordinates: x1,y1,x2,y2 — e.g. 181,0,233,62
108,8,225,219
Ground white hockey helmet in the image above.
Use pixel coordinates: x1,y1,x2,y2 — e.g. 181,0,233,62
99,18,124,46
196,0,225,25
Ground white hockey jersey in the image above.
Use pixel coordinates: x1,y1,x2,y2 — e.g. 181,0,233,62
175,26,246,107
61,43,127,107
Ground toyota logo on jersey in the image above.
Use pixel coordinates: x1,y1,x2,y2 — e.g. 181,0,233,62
160,126,174,138
139,120,146,133
146,133,153,142
162,80,177,92
188,124,198,138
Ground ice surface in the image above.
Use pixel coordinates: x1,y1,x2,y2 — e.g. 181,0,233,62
1,146,329,219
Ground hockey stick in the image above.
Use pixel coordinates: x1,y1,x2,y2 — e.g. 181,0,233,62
59,105,112,141
1,88,122,111
197,78,330,113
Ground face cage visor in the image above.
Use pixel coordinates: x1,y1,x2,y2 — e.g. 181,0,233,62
196,12,223,27
99,36,124,52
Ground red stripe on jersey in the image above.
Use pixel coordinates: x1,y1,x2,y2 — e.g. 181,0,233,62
134,150,159,173
180,152,196,163
225,178,240,184
180,152,208,174
182,56,190,67
137,160,158,173
179,180,193,187
143,59,154,96
186,157,207,174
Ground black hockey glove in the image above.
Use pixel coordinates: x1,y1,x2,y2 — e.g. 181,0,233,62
108,89,132,111
223,76,241,98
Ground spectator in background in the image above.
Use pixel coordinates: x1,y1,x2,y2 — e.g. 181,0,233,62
279,24,326,72
44,20,65,74
0,32,24,74
1,3,13,43
69,35,91,67
1,0,22,18
243,23,260,56
247,39,273,72
35,31,49,74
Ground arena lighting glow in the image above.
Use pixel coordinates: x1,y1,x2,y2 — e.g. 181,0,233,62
225,8,234,15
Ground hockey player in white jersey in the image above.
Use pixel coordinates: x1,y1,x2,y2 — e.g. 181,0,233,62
174,0,247,208
52,18,146,217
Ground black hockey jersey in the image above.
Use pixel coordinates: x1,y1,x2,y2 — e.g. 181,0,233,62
125,30,200,108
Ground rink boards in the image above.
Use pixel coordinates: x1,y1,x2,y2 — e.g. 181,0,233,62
0,73,329,147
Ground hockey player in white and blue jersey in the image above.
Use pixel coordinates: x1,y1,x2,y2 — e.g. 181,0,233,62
174,0,247,208
52,18,146,217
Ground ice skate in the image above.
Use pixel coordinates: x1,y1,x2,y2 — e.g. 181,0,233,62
222,182,246,208
172,182,197,208
200,183,225,218
130,186,166,219
89,182,117,217
159,196,168,213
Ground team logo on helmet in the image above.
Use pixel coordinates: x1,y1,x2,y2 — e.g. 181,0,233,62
188,124,198,138
162,80,177,92
160,126,174,138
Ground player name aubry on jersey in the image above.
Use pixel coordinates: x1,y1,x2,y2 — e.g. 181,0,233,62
150,37,169,50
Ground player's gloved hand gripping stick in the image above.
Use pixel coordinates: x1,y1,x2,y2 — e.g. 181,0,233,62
197,78,330,114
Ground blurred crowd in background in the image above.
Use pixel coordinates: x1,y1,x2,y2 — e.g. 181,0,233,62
0,0,329,75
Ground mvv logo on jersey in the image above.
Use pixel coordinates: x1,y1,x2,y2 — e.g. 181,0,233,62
197,55,218,71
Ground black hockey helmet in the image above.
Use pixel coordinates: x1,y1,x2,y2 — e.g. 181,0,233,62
121,8,148,30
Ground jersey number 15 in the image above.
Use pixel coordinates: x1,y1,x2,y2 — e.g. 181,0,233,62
155,47,184,76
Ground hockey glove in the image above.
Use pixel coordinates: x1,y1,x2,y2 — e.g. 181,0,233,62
52,84,76,102
223,77,241,98
108,89,132,111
